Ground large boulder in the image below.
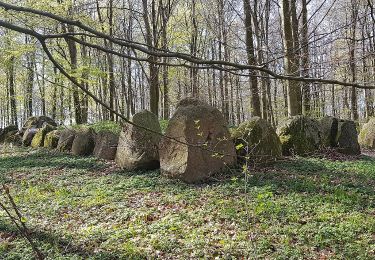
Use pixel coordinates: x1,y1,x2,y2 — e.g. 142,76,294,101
93,131,119,160
277,115,323,156
44,130,61,149
335,120,361,155
22,128,38,146
115,110,161,170
31,124,56,148
231,117,282,162
23,116,57,129
57,129,76,152
319,116,339,147
71,128,96,156
159,98,236,183
2,130,22,146
359,118,375,149
0,125,18,143
21,116,57,135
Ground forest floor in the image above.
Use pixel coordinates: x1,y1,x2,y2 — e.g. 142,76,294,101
0,146,374,259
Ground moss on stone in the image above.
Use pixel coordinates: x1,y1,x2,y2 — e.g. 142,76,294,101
31,124,56,148
277,115,322,156
44,130,60,149
231,117,282,163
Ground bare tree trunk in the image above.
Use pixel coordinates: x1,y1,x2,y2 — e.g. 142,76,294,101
281,0,302,116
243,0,261,117
8,56,17,126
301,0,310,115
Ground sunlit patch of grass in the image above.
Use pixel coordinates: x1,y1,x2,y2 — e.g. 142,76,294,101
0,147,374,259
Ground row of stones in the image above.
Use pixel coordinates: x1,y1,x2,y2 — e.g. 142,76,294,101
1,98,375,183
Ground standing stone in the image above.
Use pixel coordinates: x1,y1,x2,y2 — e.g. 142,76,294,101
93,131,119,160
71,128,96,156
231,117,282,162
319,116,339,147
57,129,76,152
31,124,56,148
115,110,161,170
44,130,61,149
336,120,361,155
22,128,38,146
159,98,236,183
277,115,323,156
359,118,375,149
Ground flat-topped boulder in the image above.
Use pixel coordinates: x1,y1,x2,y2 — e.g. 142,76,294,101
44,130,61,149
93,131,119,160
277,115,323,156
359,118,375,149
159,98,236,183
57,129,76,152
336,119,361,155
115,110,161,170
231,117,281,162
71,128,96,156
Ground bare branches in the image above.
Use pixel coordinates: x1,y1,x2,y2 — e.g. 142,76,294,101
0,185,44,260
0,1,374,89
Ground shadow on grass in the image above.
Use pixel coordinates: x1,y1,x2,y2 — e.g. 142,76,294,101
242,155,375,209
0,150,105,172
0,221,138,259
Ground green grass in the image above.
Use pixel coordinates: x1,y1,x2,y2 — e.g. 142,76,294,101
0,146,374,259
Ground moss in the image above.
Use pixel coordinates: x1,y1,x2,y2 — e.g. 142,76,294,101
277,116,322,156
31,130,44,148
159,120,169,134
44,130,60,149
31,124,56,148
231,117,281,162
90,121,121,134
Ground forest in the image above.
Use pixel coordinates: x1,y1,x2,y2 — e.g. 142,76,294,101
0,0,374,259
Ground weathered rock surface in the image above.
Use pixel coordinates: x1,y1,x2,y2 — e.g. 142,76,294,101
93,131,119,160
277,115,323,156
22,116,57,134
71,128,96,156
231,117,281,162
44,130,61,149
0,125,18,143
159,98,236,183
31,124,56,148
336,119,361,155
22,128,38,146
116,110,161,170
2,130,22,145
57,129,76,152
359,118,375,149
319,116,339,147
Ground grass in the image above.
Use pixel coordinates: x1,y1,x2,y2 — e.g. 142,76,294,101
0,146,374,259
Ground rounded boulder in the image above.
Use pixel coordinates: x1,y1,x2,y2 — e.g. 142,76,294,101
277,115,323,156
231,117,282,162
